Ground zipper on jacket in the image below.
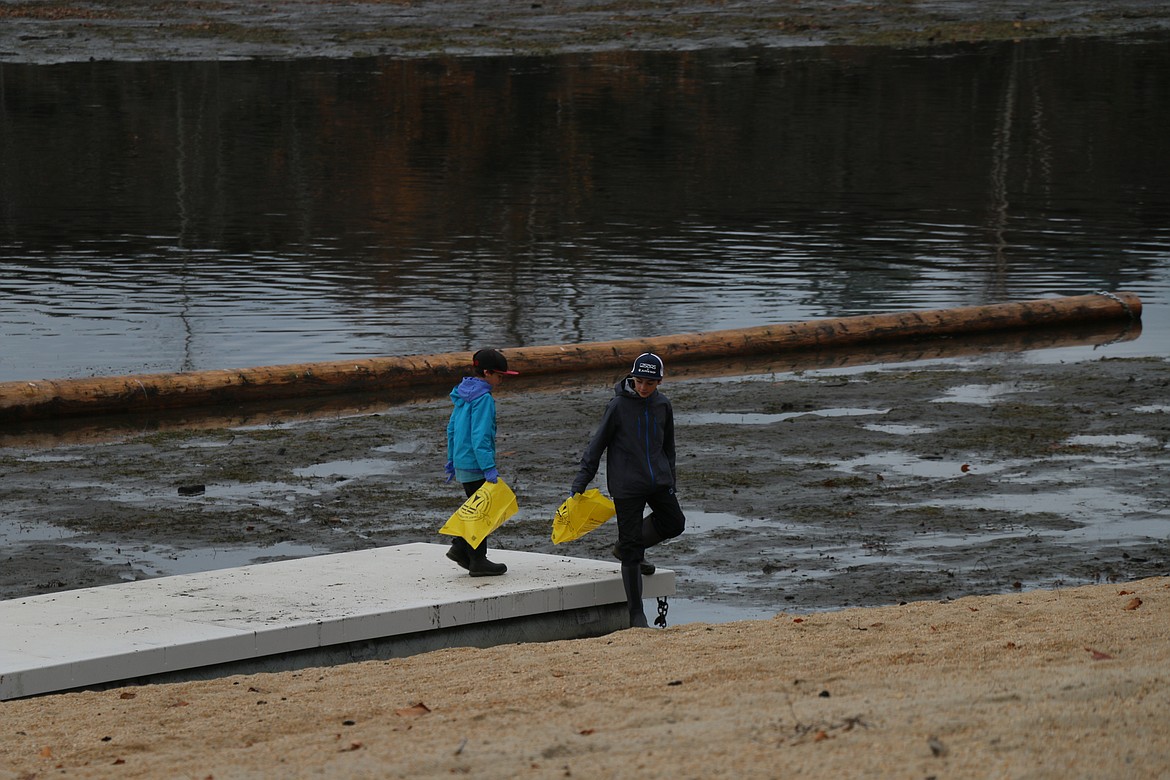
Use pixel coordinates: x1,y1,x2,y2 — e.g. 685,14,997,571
641,398,656,482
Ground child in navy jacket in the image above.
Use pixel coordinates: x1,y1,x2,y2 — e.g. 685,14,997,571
571,352,685,627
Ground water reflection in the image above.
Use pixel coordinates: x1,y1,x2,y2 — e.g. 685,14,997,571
1,37,1168,383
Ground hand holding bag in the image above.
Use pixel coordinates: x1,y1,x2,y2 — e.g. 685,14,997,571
439,479,519,547
551,489,616,544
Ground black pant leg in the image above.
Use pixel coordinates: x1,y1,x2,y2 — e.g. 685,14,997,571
645,488,685,539
612,496,648,563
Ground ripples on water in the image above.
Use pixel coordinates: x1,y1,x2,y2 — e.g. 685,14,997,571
1,37,1168,383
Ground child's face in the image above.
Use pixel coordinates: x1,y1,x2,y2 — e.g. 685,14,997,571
632,377,660,398
483,370,505,389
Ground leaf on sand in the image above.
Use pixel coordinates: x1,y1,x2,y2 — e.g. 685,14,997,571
395,702,431,717
1085,647,1114,660
1124,597,1142,610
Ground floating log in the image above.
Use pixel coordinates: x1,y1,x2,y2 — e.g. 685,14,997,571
0,318,1141,448
0,292,1142,423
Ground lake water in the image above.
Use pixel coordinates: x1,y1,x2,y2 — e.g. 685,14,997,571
2,35,1168,383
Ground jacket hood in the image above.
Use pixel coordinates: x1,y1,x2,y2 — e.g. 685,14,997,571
452,376,492,404
614,376,649,398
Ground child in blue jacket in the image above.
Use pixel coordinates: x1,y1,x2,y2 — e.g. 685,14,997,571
571,352,686,627
444,348,518,576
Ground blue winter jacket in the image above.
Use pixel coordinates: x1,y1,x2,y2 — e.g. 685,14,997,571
447,377,498,479
572,377,677,499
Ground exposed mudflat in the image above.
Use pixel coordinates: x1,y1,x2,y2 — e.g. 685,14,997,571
4,356,1167,621
3,0,1170,64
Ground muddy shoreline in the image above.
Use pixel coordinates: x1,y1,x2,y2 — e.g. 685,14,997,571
4,0,1170,65
4,354,1167,620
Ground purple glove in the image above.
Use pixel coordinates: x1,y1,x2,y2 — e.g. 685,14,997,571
444,461,455,483
484,467,499,483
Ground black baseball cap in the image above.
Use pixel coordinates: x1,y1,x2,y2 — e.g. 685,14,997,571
630,352,664,379
473,348,519,376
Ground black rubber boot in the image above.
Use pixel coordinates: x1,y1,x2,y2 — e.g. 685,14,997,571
467,539,507,577
446,538,471,570
621,563,649,628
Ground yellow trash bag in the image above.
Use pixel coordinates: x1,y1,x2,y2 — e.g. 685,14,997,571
439,479,519,547
551,489,616,544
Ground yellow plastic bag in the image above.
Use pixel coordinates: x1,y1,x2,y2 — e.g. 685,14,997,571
439,479,519,547
551,489,616,544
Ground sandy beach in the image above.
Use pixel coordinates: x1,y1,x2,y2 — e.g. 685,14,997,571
2,576,1167,778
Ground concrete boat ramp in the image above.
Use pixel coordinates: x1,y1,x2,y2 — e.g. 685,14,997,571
0,543,674,700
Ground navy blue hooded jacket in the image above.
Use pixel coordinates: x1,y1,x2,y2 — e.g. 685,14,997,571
572,376,677,499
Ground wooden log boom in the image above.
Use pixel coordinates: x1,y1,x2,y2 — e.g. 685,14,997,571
0,292,1142,422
